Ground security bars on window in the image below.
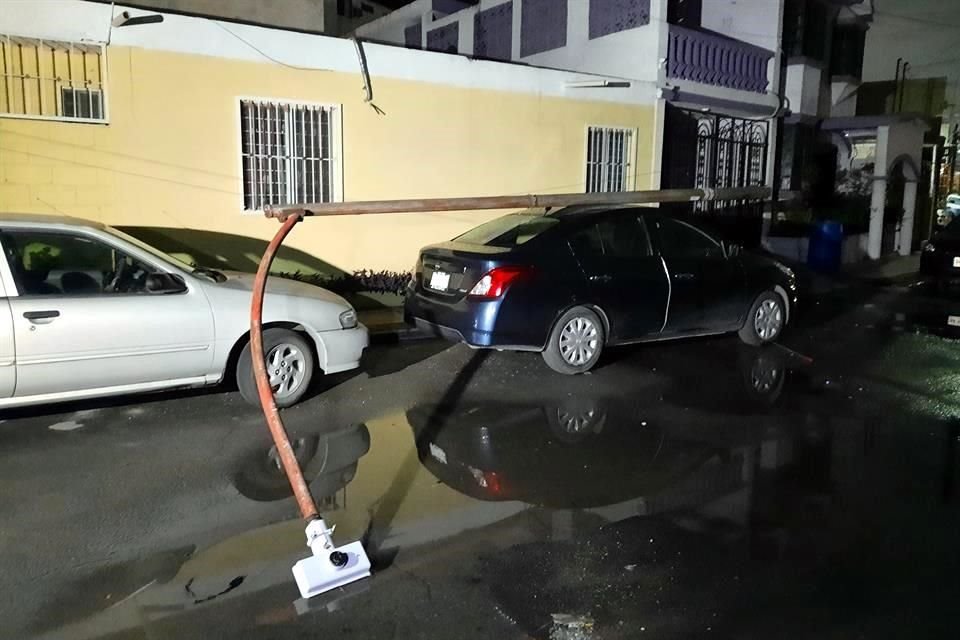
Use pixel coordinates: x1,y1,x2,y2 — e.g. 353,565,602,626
0,34,105,121
586,127,633,193
240,100,336,211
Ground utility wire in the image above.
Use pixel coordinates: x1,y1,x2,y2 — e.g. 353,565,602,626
873,9,960,31
212,22,332,71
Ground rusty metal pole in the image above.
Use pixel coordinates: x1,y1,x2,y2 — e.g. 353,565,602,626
249,210,319,523
252,185,777,521
265,186,773,219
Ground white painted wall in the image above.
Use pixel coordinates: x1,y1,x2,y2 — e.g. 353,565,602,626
831,80,859,118
884,120,926,177
425,4,477,54
2,0,655,106
357,0,782,108
700,0,781,90
521,9,662,84
785,63,823,116
700,0,781,51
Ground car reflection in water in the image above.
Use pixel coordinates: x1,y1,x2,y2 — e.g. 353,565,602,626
408,346,793,510
232,422,371,504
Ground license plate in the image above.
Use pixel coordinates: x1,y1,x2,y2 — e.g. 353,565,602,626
953,257,960,268
429,271,450,291
429,443,447,465
948,316,960,327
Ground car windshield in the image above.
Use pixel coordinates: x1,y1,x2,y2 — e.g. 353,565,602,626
103,226,198,273
454,212,558,247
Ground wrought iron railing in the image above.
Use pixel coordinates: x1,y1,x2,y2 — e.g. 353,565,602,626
666,24,774,94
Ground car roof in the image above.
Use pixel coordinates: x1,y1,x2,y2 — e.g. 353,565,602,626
547,204,656,218
0,212,106,229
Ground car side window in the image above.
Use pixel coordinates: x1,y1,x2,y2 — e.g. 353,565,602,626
654,218,724,260
1,230,159,296
567,216,652,259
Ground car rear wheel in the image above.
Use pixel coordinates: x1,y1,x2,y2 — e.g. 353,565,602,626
542,306,605,375
237,328,315,408
739,291,785,346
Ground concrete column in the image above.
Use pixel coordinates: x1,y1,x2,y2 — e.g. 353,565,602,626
868,126,891,260
868,176,887,260
899,179,918,256
510,0,521,59
459,10,474,55
567,0,589,46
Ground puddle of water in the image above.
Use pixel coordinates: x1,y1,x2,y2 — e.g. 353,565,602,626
48,420,84,432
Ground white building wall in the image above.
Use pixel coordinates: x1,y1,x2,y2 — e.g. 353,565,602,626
699,0,780,51
699,0,782,92
785,63,823,117
357,0,782,112
521,17,661,85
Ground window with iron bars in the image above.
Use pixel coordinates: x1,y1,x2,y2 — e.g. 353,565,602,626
0,35,106,122
585,126,634,193
240,100,338,211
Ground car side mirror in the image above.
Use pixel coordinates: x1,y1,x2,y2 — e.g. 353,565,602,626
146,272,187,294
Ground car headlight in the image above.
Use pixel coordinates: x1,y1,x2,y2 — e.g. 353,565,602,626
923,242,937,253
774,261,795,279
339,309,358,329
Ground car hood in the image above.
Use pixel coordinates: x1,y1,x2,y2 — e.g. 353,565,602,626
208,271,350,307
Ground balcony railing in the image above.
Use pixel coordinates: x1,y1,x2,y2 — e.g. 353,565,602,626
667,25,774,94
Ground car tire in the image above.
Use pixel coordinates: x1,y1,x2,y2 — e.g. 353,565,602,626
237,328,315,408
541,306,605,375
739,291,786,346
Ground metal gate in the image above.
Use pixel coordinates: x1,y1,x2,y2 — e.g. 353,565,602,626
691,111,769,214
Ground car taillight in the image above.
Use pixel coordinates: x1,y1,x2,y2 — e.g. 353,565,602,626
467,266,530,299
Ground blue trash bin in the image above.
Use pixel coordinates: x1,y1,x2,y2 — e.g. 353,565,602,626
808,220,844,274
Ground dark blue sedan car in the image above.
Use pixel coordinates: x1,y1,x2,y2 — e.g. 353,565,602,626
404,206,798,374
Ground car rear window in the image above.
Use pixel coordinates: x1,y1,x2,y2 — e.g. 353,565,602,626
454,213,558,248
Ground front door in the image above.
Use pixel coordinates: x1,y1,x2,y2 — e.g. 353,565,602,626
651,216,745,332
566,213,669,342
0,228,215,399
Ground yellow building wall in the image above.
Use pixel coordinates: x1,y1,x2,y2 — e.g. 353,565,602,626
0,46,656,274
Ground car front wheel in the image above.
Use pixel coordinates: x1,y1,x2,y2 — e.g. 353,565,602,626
739,291,785,346
541,306,605,375
237,328,315,408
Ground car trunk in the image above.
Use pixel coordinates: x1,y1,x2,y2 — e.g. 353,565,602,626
417,242,513,300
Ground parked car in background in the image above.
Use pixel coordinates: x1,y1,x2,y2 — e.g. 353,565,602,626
921,215,960,285
946,194,960,218
405,206,798,374
0,214,367,409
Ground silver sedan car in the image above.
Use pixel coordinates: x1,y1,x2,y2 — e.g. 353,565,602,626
0,214,368,409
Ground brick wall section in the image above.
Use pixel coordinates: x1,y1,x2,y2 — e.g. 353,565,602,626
0,122,114,219
589,0,651,40
474,3,513,61
520,0,567,57
426,22,459,53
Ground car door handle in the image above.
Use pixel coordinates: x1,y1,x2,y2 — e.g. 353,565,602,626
673,272,696,281
589,274,613,283
23,310,60,322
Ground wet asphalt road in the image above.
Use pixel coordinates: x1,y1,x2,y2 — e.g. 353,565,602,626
2,278,960,639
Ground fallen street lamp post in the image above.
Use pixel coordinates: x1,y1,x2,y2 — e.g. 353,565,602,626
248,185,777,598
